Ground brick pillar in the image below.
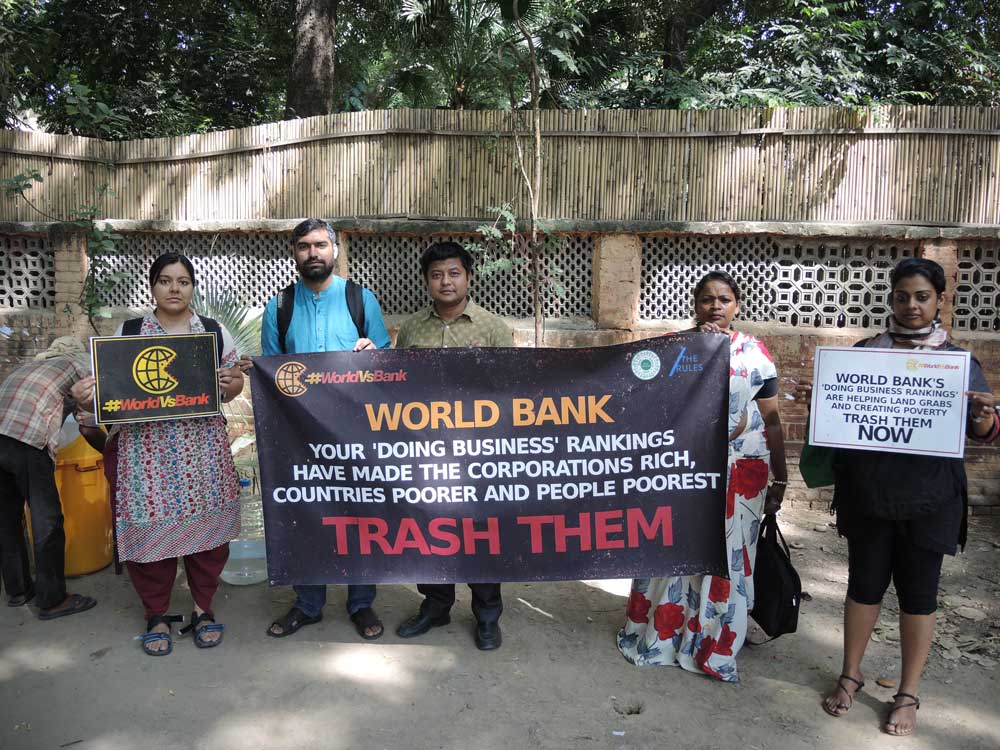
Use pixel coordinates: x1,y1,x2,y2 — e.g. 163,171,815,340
337,231,351,279
592,234,641,329
50,225,91,339
919,240,958,329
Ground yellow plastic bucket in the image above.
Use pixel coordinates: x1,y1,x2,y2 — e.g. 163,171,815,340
41,436,114,576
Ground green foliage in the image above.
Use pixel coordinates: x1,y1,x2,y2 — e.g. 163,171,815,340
0,168,44,203
3,0,999,137
591,1,1000,109
13,0,292,138
465,203,568,302
192,282,263,357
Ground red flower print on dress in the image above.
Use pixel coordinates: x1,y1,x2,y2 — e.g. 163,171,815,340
715,624,738,656
687,616,702,633
695,635,716,668
653,602,685,640
626,590,651,624
730,458,769,502
708,577,731,603
743,544,752,576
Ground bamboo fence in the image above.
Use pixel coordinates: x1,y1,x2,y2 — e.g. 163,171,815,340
1,106,998,225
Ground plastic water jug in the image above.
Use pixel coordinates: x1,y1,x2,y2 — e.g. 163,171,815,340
220,478,267,585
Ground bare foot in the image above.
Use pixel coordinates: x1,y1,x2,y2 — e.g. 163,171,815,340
822,673,864,717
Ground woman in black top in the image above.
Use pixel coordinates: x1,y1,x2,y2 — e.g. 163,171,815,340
803,258,997,736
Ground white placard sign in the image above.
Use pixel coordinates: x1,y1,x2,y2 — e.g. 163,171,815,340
810,346,970,458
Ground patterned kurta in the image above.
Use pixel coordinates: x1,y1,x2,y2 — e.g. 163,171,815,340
114,313,240,563
617,331,777,682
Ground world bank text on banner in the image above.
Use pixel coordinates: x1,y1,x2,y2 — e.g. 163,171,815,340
809,346,970,458
250,334,730,585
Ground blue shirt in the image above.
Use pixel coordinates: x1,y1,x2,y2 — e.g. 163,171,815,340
261,277,391,356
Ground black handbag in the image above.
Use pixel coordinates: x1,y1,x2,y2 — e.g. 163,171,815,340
749,513,801,640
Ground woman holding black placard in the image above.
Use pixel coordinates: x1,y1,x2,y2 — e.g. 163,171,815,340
75,253,244,656
617,270,788,682
799,258,997,736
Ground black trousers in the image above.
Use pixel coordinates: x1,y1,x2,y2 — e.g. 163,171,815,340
417,582,503,624
0,435,67,609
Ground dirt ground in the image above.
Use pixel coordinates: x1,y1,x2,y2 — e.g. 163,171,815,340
2,506,998,750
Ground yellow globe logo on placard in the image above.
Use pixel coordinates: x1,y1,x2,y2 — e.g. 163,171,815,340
275,361,308,398
132,346,179,395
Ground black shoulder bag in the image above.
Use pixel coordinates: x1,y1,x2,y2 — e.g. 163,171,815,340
749,513,802,641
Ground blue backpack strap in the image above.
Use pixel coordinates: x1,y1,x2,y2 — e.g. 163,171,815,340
276,283,296,354
121,317,143,336
197,316,224,366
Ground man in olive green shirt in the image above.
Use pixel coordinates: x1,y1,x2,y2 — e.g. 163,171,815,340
394,241,512,650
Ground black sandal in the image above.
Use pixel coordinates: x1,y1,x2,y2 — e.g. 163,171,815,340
180,611,225,648
350,606,384,641
7,584,34,607
822,674,864,717
141,614,183,656
884,692,920,736
266,606,322,638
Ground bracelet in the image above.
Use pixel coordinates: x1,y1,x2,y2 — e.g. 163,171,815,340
771,480,788,486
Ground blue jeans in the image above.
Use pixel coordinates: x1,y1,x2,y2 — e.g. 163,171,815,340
293,584,375,618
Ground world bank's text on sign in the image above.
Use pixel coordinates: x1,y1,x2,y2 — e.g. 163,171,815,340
251,335,731,585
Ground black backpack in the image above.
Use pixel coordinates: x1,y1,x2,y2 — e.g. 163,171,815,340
749,513,802,640
276,280,366,354
122,315,224,365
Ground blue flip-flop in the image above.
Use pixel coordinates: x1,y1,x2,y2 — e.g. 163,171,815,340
140,614,182,656
181,611,225,648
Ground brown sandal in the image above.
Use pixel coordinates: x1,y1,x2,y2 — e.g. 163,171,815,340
822,674,864,717
884,692,920,736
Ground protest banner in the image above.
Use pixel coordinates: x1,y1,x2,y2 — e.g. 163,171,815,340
91,333,220,425
809,346,970,457
251,334,731,586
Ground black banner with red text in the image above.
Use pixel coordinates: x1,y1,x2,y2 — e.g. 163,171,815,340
250,334,729,585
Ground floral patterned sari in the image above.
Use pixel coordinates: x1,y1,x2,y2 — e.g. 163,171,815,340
617,331,776,682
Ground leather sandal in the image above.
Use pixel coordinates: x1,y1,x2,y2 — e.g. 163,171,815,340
822,674,864,717
266,606,322,638
884,692,920,736
349,606,384,640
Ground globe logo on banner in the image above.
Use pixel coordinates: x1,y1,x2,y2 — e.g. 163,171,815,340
132,346,179,395
275,361,308,397
631,350,661,380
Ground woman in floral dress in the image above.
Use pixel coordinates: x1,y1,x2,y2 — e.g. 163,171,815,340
617,270,788,682
79,253,243,655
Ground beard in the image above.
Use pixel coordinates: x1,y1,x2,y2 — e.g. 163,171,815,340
297,257,335,282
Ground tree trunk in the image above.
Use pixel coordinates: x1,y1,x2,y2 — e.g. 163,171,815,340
662,1,726,72
285,0,338,118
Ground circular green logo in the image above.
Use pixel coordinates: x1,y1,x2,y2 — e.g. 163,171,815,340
631,350,661,380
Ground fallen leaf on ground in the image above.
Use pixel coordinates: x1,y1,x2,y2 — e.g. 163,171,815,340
876,676,897,689
955,607,987,621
